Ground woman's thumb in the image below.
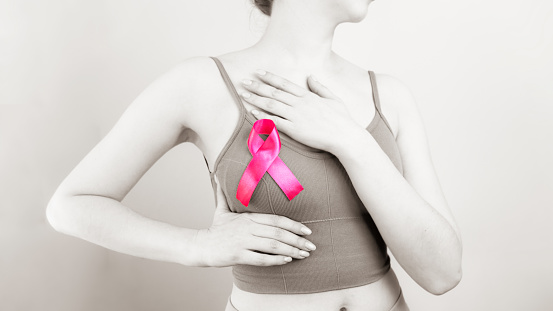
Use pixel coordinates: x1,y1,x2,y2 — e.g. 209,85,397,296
307,75,338,99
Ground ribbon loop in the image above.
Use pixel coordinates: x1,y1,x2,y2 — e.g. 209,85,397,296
236,119,304,206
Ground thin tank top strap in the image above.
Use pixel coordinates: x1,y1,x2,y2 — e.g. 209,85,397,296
210,56,247,115
204,56,249,179
368,70,393,134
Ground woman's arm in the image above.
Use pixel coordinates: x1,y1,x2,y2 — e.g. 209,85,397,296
46,59,204,265
329,74,462,295
46,57,315,267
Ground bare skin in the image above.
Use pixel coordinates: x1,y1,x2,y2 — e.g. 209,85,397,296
46,0,462,310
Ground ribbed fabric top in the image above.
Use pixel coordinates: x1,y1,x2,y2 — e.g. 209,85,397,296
204,56,404,294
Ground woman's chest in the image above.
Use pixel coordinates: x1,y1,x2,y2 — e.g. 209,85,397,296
214,121,370,222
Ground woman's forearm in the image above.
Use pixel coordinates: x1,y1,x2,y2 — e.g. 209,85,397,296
330,127,462,295
46,195,203,267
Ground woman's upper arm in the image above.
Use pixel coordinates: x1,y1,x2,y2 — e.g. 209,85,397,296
53,56,213,202
376,74,462,242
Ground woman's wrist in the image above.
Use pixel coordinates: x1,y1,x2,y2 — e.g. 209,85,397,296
328,123,371,158
175,227,207,267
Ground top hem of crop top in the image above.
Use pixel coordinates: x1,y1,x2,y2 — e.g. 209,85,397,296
204,56,404,295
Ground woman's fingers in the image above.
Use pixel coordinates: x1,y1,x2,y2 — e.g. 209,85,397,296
248,110,293,134
242,79,298,106
251,224,316,252
240,90,293,122
245,213,312,236
255,70,309,97
307,75,340,100
249,237,310,259
240,251,292,266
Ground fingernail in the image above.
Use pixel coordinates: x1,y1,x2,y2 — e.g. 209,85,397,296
241,92,251,98
310,74,318,82
306,242,316,250
301,227,312,235
300,250,310,257
284,256,292,262
251,109,259,115
242,79,252,85
256,69,266,76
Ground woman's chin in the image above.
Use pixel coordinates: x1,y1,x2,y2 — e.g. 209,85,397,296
346,10,369,23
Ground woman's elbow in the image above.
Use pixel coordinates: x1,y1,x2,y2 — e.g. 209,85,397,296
46,195,75,235
424,266,463,295
425,233,463,295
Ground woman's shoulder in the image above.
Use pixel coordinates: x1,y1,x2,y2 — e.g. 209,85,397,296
148,55,231,130
371,72,420,140
145,55,220,105
159,55,220,98
372,73,412,95
169,55,219,78
371,73,417,116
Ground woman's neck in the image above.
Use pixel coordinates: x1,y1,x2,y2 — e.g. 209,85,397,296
250,1,341,73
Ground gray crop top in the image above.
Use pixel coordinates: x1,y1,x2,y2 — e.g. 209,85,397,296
204,56,404,294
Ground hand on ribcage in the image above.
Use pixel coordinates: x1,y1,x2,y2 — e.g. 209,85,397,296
194,175,317,267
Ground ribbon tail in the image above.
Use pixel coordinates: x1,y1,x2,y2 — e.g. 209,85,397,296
267,157,304,201
237,157,275,207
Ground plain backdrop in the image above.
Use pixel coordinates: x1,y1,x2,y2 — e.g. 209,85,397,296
1,0,552,310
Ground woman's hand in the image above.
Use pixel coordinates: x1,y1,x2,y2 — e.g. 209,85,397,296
195,175,316,267
239,71,360,154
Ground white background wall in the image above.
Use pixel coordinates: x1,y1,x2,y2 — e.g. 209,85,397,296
1,0,552,310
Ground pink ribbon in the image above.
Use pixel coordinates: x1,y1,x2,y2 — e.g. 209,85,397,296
236,119,304,207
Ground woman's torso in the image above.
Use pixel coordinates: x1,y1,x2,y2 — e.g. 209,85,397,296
186,51,403,310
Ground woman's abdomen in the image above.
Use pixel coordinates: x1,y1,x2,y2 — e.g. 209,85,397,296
229,268,402,311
